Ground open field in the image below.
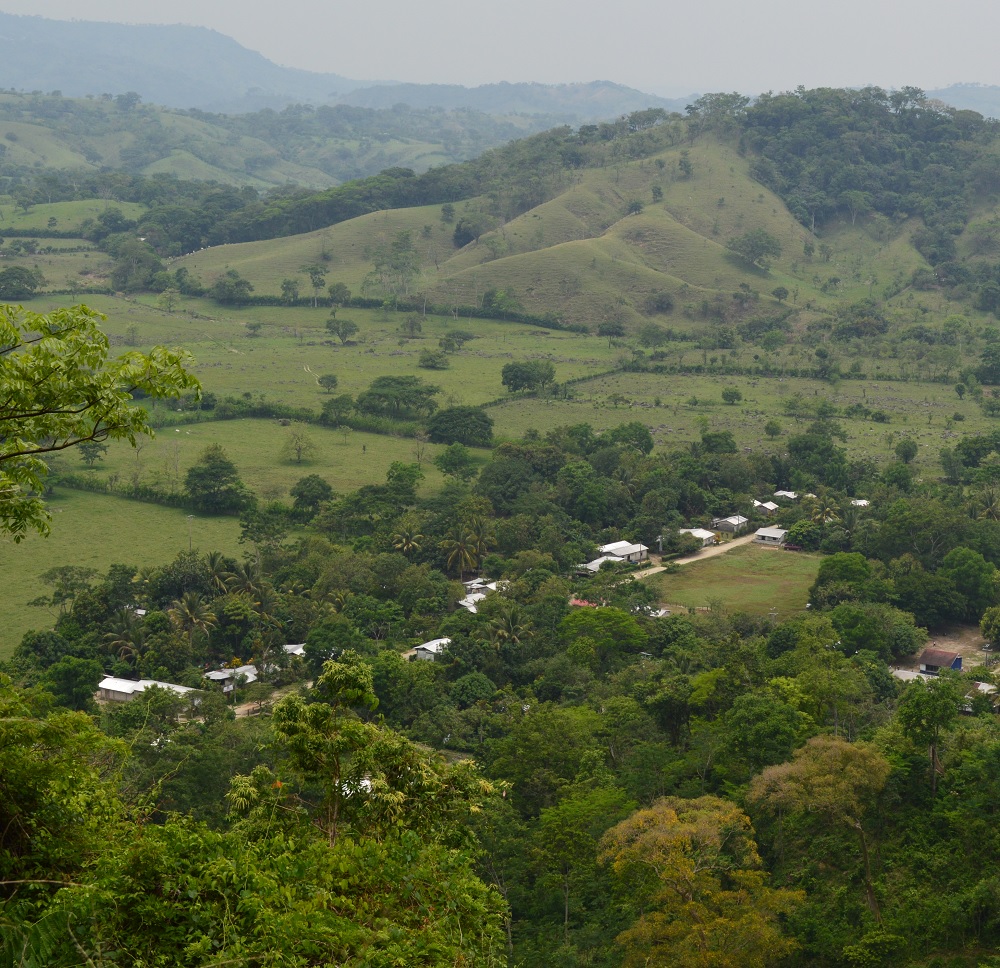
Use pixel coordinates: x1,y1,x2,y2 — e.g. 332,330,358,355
0,491,243,656
26,293,624,411
643,542,821,619
66,418,457,500
489,369,983,475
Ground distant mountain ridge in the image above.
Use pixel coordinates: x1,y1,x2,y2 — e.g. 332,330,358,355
0,12,686,119
926,84,1000,119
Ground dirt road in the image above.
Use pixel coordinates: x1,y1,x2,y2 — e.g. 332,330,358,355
632,533,759,579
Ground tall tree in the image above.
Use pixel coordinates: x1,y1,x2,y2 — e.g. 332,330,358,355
0,305,198,539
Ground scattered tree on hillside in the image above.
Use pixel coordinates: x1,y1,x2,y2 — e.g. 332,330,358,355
326,318,358,344
728,229,782,269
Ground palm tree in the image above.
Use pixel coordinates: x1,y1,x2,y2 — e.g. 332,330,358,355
103,608,146,665
204,550,231,594
168,591,217,644
392,528,424,555
225,559,265,598
488,604,533,649
441,527,476,580
466,516,496,572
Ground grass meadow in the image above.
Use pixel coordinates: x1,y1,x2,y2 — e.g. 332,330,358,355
69,418,455,501
0,491,243,656
644,543,821,619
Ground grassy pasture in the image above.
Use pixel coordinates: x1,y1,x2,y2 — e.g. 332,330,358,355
0,491,243,657
0,199,146,232
71,418,456,501
26,292,622,411
644,543,821,619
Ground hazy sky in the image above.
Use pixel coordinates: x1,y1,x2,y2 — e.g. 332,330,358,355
1,0,998,97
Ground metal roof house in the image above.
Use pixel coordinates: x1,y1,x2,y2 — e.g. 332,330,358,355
97,676,195,703
598,540,649,563
754,527,788,544
712,515,749,533
204,664,259,694
679,527,717,547
412,637,451,661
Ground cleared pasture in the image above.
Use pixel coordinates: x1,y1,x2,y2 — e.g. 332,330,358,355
67,418,459,501
644,542,821,618
0,491,242,656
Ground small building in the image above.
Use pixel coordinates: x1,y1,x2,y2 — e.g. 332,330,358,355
598,540,649,563
712,515,749,534
412,637,451,662
753,500,780,515
679,527,717,548
918,648,962,674
97,676,195,703
204,664,258,695
754,527,788,545
851,498,870,508
774,490,798,500
458,591,488,613
579,554,626,573
283,643,306,657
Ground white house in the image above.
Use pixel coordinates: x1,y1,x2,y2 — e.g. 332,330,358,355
204,664,259,694
283,643,306,657
598,540,650,563
412,637,451,662
754,527,788,545
753,500,780,515
97,676,195,703
458,591,489,613
851,498,870,507
774,490,798,500
679,527,717,547
579,554,625,573
712,515,749,534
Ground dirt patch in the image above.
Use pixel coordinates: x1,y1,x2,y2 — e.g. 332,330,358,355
897,623,991,672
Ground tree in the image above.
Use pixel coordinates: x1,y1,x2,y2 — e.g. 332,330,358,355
279,277,300,304
320,393,354,426
598,321,626,347
764,419,782,438
500,360,556,393
157,287,180,312
328,282,351,306
400,314,423,338
208,269,254,305
355,376,440,418
303,263,327,306
326,317,358,344
771,286,789,303
427,406,494,446
721,386,743,405
600,796,802,967
894,437,918,463
728,229,782,269
0,305,198,540
290,474,333,516
184,444,253,514
433,443,479,481
281,426,317,464
535,785,634,943
78,440,108,467
0,265,41,300
749,735,891,921
317,373,339,393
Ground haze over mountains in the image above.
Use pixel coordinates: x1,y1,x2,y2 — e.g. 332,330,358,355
0,12,688,118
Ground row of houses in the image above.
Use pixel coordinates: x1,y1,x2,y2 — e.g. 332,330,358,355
97,644,308,704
